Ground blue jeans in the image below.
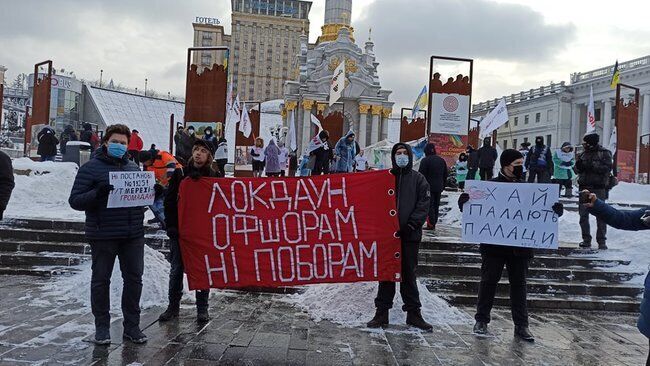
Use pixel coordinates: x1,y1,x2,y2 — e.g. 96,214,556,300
40,155,55,162
150,196,165,223
168,238,209,310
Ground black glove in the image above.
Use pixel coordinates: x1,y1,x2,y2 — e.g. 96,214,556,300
167,227,179,240
458,193,470,212
560,161,572,167
189,169,202,181
154,184,164,199
552,202,564,217
96,183,114,199
400,223,417,237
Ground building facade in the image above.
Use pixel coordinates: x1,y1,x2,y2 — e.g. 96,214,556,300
191,18,231,73
472,55,650,153
230,0,311,102
27,72,83,132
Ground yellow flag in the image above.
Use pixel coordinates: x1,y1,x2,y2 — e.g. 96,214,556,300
610,60,620,89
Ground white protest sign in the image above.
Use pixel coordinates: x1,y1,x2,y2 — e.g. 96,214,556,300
107,171,156,208
461,181,559,249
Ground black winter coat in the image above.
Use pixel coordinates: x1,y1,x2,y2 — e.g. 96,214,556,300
467,149,479,170
418,154,448,193
37,129,59,157
391,143,431,243
0,151,15,219
164,163,223,233
69,148,145,240
575,145,613,190
526,145,553,172
311,143,333,175
477,145,497,169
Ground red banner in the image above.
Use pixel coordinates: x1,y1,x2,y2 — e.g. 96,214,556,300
178,170,402,290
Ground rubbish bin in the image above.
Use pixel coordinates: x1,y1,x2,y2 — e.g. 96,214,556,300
63,141,92,166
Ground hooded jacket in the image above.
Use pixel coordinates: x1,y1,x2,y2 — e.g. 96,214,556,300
80,123,100,151
418,144,448,193
174,129,195,163
334,131,356,173
265,139,282,174
526,141,553,172
37,127,59,157
127,131,144,151
575,144,613,190
215,138,228,161
59,125,78,155
391,143,431,243
477,142,497,169
467,146,479,170
552,142,575,180
68,147,144,240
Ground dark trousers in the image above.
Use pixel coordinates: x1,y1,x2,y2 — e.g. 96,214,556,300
556,179,573,197
475,253,530,327
479,168,493,181
168,238,209,310
375,242,421,312
527,168,551,183
90,238,144,332
578,188,608,245
216,159,227,176
128,150,140,165
428,192,442,228
467,168,478,181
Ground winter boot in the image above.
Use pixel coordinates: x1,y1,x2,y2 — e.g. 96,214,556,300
94,327,111,345
158,303,180,322
473,321,488,335
197,308,210,323
366,309,389,328
123,328,148,344
406,310,433,332
514,326,535,342
598,242,608,250
578,241,591,249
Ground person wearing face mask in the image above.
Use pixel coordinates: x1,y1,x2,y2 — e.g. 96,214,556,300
68,124,148,345
575,132,613,250
455,152,469,190
477,137,497,180
202,126,216,144
525,136,553,183
367,143,433,332
458,149,564,342
552,142,576,198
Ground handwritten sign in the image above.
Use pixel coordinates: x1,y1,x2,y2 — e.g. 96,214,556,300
107,171,156,208
461,181,559,249
177,171,402,290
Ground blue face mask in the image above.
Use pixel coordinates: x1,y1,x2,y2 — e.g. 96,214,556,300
107,142,127,158
395,155,409,168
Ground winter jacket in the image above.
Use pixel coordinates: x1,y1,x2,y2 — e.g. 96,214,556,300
80,123,99,151
588,199,650,338
0,151,15,220
479,172,534,258
477,144,497,169
311,143,332,175
455,161,468,183
575,145,613,190
127,132,144,151
265,140,282,174
552,148,575,180
174,130,194,163
37,127,59,157
334,131,356,173
215,139,228,161
467,148,479,170
59,125,78,155
145,151,178,187
164,163,223,234
390,143,431,243
418,145,448,193
68,148,145,240
526,144,553,172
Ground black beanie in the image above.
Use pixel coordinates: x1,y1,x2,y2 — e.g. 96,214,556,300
583,133,599,146
500,149,523,167
138,150,153,163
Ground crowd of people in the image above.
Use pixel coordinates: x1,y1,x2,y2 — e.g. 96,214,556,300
35,123,101,161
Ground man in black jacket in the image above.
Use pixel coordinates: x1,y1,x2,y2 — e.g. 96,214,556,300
68,124,148,345
311,130,333,175
159,140,224,323
526,136,553,183
466,145,479,180
477,137,497,180
458,149,563,342
575,132,613,250
418,143,448,230
37,126,59,162
367,143,433,331
0,151,15,221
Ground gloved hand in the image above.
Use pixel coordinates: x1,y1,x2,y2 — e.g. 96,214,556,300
167,227,179,240
154,184,164,199
96,183,114,199
458,193,470,212
552,202,564,217
641,210,650,227
189,169,202,181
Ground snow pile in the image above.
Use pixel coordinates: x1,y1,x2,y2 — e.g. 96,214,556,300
609,182,650,205
6,158,84,220
286,281,469,328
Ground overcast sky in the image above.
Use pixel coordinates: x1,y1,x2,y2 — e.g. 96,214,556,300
2,0,649,111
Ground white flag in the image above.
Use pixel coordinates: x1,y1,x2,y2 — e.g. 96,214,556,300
310,114,323,132
479,98,509,138
287,110,297,151
608,126,617,155
239,102,252,138
233,95,241,121
586,85,596,135
329,60,346,106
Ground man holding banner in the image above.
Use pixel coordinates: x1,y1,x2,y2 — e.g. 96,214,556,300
458,149,564,342
69,124,149,345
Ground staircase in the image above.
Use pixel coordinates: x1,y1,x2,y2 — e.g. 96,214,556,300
419,226,644,312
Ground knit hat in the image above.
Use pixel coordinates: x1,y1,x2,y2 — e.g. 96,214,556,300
500,149,523,167
138,150,154,163
318,130,329,141
583,133,599,146
193,139,215,156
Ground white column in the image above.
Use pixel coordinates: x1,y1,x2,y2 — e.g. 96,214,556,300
602,99,613,147
643,94,650,138
571,103,581,145
370,105,381,144
301,100,314,152
358,108,368,148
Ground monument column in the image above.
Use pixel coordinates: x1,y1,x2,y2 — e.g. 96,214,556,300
301,100,315,151
285,101,298,149
358,104,370,148
642,93,650,138
602,99,613,147
381,108,392,141
571,103,581,145
370,105,382,144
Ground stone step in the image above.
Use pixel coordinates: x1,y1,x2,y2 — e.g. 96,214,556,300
0,252,85,267
0,240,90,255
0,228,86,243
422,276,643,298
420,240,600,256
1,218,85,231
417,262,641,283
0,265,80,277
441,292,641,312
418,250,630,269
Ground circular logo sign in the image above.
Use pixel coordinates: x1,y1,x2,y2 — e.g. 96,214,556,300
443,95,459,112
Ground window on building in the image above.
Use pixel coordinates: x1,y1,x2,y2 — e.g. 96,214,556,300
505,120,509,128
523,137,529,144
595,108,602,121
514,117,518,126
547,109,553,122
513,138,518,148
503,140,508,149
546,134,552,148
535,113,541,123
524,115,529,124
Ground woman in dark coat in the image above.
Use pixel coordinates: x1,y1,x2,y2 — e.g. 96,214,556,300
37,126,59,161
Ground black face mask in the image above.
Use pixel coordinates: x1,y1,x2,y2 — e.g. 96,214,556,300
512,165,524,180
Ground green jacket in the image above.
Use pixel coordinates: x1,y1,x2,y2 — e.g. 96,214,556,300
552,151,575,180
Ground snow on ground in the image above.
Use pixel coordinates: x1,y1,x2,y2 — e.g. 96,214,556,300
609,181,650,204
286,281,470,328
5,158,84,220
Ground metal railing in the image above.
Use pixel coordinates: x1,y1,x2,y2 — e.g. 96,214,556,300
472,81,567,113
570,55,650,84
